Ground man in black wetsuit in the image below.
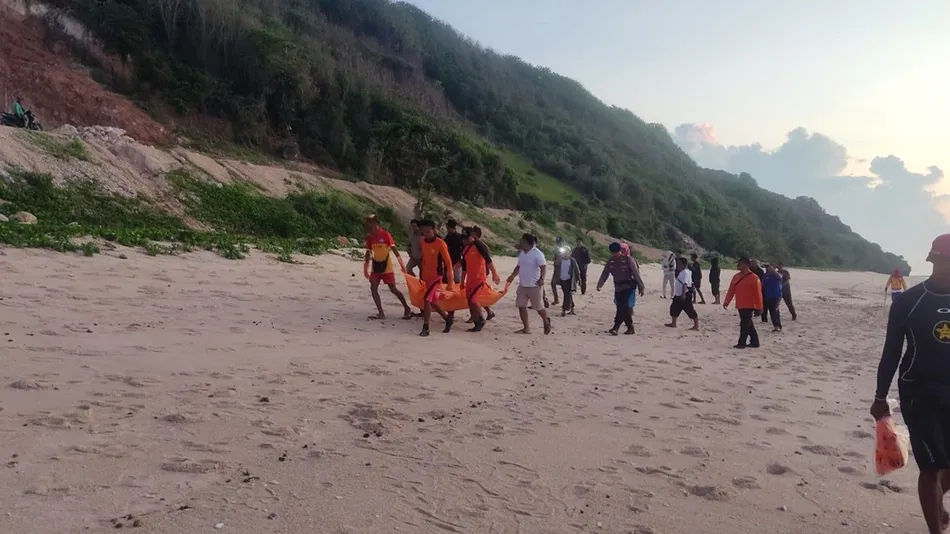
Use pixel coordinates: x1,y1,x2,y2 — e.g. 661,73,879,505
872,233,950,534
444,219,465,284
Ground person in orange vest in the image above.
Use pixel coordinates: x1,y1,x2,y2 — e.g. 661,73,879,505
723,256,764,349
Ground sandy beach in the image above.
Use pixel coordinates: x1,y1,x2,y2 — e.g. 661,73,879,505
0,247,925,533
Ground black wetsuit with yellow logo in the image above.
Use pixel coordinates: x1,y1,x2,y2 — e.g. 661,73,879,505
876,281,950,470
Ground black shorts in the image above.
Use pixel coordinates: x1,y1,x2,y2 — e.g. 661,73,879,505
693,280,702,290
710,280,720,294
902,390,950,471
669,296,697,320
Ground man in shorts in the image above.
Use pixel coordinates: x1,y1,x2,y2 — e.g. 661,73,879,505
665,256,700,331
506,234,552,335
872,234,950,534
363,215,412,320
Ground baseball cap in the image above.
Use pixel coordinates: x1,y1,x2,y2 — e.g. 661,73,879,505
929,234,950,261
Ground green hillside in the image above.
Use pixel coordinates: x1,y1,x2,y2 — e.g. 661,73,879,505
46,0,908,272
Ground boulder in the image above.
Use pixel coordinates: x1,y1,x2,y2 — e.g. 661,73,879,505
10,211,36,224
334,236,350,247
0,214,8,223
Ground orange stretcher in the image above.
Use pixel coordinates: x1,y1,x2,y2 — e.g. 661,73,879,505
404,273,511,312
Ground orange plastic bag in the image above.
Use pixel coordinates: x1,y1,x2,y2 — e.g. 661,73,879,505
874,416,910,476
404,273,511,312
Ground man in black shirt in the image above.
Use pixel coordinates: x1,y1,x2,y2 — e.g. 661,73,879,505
572,238,592,294
444,219,466,284
776,262,798,320
872,234,950,534
689,253,706,304
750,259,767,321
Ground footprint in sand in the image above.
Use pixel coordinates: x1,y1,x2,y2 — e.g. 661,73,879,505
688,485,731,501
801,444,837,456
732,476,762,490
680,446,709,458
766,463,791,475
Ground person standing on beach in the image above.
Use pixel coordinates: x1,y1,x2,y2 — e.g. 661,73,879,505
417,220,455,337
750,259,768,323
661,251,676,298
762,263,784,332
555,247,581,316
689,253,707,304
406,219,423,276
723,257,764,349
550,236,569,306
871,234,950,534
775,262,798,320
506,234,553,335
460,226,500,331
596,242,645,335
444,219,465,284
572,238,591,295
709,256,722,305
885,269,908,303
363,215,412,320
665,256,700,331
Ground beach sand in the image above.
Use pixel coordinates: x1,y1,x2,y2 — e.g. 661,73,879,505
0,247,925,533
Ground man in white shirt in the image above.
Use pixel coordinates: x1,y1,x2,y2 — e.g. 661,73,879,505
661,251,676,298
506,234,553,334
665,256,700,330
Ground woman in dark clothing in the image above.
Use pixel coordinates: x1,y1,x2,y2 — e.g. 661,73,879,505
750,259,767,322
762,264,784,332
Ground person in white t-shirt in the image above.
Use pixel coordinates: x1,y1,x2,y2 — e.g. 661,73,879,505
506,234,553,335
665,256,700,330
553,247,580,316
661,251,676,298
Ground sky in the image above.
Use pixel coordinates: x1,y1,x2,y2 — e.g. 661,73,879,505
405,0,949,273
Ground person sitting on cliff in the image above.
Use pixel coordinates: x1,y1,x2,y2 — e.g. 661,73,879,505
11,97,26,127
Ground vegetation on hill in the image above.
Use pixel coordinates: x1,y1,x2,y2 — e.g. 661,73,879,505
41,0,908,272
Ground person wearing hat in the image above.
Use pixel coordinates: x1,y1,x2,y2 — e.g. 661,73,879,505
872,234,950,534
722,257,764,349
596,242,645,335
363,215,412,320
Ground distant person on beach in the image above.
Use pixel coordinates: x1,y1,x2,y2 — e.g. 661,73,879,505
550,236,569,306
661,251,676,298
872,234,950,534
665,256,700,331
460,226,499,331
572,238,591,294
417,220,455,337
723,257,764,349
750,259,768,323
554,246,580,316
775,262,798,320
11,97,26,127
709,256,722,305
762,263,784,332
506,234,552,335
885,269,908,303
444,219,465,284
689,253,706,304
363,215,412,320
596,242,645,335
406,219,422,276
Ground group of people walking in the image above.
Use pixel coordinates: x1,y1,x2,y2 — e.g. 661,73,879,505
364,216,804,347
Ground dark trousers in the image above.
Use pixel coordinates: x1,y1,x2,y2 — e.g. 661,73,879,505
782,286,797,319
738,308,760,347
764,297,782,329
761,293,769,322
560,280,574,312
613,288,633,331
579,264,588,294
670,295,698,319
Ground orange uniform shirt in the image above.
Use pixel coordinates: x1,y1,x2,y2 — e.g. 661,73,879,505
462,240,492,287
365,229,395,274
420,237,452,284
723,271,764,310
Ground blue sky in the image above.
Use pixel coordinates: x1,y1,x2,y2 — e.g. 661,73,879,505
405,0,949,272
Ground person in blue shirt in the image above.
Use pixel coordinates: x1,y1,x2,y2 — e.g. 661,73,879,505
762,263,784,332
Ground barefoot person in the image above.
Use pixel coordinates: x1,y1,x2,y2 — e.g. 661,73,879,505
723,257,764,349
596,242,645,335
709,256,722,305
871,234,950,534
363,215,412,320
572,238,591,295
689,253,707,304
506,234,552,335
776,262,798,320
460,226,500,331
417,220,455,337
661,251,676,299
885,268,908,303
665,256,700,331
554,246,581,316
